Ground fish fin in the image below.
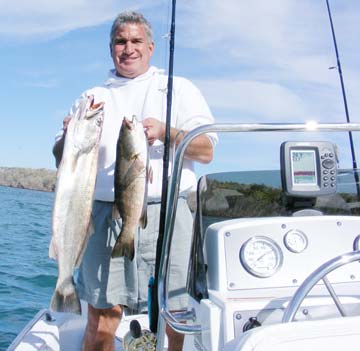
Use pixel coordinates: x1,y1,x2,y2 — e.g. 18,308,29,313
111,233,135,261
145,140,152,184
86,217,95,237
50,277,81,314
140,178,148,229
112,204,121,220
48,238,58,260
140,210,147,229
147,165,153,184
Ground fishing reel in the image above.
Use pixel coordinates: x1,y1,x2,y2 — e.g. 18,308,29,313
123,319,157,351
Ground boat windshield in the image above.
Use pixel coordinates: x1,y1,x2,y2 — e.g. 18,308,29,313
186,167,360,302
193,168,360,234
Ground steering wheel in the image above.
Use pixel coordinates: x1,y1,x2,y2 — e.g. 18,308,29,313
282,251,360,323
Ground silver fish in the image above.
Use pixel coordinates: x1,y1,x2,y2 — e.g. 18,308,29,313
49,95,104,314
112,116,149,260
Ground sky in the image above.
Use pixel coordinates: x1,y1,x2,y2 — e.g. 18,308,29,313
1,0,360,176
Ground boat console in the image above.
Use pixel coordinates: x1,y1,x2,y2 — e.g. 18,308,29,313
183,163,360,350
158,129,360,351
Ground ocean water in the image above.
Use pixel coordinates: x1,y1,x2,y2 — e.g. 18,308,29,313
0,186,57,351
0,169,358,350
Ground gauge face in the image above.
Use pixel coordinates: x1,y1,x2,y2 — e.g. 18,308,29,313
284,229,308,253
240,236,283,278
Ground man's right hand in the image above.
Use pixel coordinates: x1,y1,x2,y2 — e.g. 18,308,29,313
53,116,71,168
62,116,71,132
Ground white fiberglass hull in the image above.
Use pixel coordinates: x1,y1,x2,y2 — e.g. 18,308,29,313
7,305,154,351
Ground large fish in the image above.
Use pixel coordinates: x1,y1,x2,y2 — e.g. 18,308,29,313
49,95,104,314
112,116,149,260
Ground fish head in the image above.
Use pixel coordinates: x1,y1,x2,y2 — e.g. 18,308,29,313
85,95,105,120
119,116,148,155
121,116,146,140
72,95,104,123
68,95,104,152
122,115,140,131
82,95,104,135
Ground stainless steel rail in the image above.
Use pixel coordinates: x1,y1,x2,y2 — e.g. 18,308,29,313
282,250,360,323
156,122,360,350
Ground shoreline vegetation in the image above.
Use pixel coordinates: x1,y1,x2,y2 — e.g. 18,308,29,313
0,167,197,211
1,167,357,217
0,167,56,192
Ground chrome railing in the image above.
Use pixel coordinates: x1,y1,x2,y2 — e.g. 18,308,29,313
156,122,360,351
282,250,360,323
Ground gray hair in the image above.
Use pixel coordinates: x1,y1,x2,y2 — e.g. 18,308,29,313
110,11,153,46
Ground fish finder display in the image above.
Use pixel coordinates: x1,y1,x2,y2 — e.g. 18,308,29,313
281,141,337,197
291,150,317,185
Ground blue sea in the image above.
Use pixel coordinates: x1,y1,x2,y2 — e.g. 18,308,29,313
0,186,57,351
0,169,358,350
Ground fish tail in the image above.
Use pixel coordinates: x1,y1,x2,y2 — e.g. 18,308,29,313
111,236,135,261
50,277,81,314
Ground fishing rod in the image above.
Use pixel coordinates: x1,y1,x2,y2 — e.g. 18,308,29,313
149,0,177,334
326,0,360,196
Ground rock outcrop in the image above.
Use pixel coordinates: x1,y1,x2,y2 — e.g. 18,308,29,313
0,167,56,192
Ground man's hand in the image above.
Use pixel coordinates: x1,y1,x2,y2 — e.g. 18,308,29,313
53,115,72,168
141,117,213,164
142,118,165,145
62,116,71,132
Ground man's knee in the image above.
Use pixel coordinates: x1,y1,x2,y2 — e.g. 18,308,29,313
166,324,185,351
84,304,123,349
88,304,123,330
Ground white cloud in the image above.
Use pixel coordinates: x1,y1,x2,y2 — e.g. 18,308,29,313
176,0,360,87
2,1,359,124
196,79,310,121
194,75,359,125
0,0,163,39
171,0,360,129
177,1,318,51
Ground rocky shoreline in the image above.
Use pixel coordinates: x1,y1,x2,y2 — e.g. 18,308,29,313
1,167,354,217
0,166,197,211
0,167,56,192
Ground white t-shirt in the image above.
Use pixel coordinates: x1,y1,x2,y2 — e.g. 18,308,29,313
62,66,217,202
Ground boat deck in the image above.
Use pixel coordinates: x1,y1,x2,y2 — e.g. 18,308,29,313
7,306,157,351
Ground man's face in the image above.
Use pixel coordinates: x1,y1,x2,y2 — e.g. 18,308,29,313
110,23,154,78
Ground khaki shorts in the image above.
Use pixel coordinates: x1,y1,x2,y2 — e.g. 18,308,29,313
76,198,192,312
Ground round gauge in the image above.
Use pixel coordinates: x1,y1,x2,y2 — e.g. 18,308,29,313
284,229,308,253
353,234,360,251
240,236,283,278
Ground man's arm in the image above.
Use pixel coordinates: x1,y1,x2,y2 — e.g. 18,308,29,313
52,116,71,168
142,117,213,164
52,135,66,168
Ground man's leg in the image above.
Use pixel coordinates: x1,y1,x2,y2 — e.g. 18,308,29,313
164,198,193,351
82,304,123,351
166,324,185,351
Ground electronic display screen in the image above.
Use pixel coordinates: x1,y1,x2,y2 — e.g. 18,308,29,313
291,149,317,186
281,141,337,197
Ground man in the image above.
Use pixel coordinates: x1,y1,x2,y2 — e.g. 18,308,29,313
53,11,217,351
